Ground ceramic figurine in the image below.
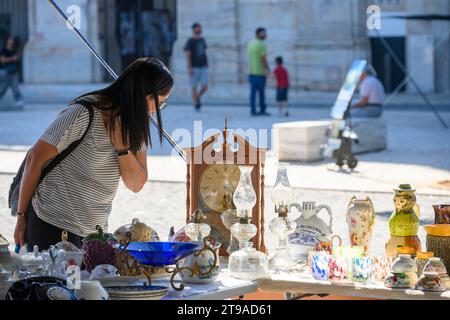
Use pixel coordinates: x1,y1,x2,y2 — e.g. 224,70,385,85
351,257,373,283
55,231,84,269
82,226,118,272
386,184,422,258
372,256,393,282
289,201,333,262
346,196,375,254
311,251,330,281
415,272,447,292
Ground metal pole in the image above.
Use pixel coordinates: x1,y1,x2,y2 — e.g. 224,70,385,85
374,30,448,128
47,0,187,161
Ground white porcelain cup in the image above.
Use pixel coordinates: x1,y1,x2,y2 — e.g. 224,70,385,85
74,280,109,300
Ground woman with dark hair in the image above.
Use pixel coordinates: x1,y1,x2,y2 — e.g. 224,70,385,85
13,57,174,250
0,36,23,108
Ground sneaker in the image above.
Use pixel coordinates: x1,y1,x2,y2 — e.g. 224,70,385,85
195,103,202,111
285,112,290,117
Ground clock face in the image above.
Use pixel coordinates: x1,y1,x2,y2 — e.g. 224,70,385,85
199,164,241,214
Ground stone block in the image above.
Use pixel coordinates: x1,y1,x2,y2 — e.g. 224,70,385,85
352,117,388,154
272,120,331,162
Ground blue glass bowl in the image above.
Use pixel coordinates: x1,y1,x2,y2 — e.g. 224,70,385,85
117,242,202,266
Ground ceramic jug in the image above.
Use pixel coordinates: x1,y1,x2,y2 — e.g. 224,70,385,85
433,205,450,224
346,196,375,254
289,201,333,262
385,185,422,258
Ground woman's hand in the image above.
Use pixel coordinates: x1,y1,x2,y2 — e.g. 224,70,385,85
14,216,27,247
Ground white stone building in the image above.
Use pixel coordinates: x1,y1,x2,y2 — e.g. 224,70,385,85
1,0,449,94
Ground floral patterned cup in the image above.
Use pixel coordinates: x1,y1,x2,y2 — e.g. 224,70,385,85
328,256,348,282
372,256,393,282
311,251,330,281
352,257,373,283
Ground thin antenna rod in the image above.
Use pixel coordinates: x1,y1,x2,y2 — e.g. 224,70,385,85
47,0,187,161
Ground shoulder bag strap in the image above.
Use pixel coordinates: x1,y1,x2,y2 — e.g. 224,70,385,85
39,102,94,182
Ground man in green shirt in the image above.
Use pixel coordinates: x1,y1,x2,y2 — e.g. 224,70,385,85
247,27,270,116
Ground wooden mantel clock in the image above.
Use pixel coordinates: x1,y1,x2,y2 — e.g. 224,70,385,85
185,120,267,256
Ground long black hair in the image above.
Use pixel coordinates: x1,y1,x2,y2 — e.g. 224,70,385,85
74,57,174,154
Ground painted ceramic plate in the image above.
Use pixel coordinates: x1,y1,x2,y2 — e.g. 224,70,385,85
106,285,168,296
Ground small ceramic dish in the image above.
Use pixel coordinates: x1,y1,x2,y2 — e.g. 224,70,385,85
415,272,446,292
99,276,142,287
106,285,168,300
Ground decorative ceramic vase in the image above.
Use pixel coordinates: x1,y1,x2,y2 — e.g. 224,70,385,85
346,196,375,254
328,256,348,282
415,272,447,292
289,202,333,262
311,251,330,281
433,205,450,224
74,280,109,300
384,254,418,288
385,185,422,258
351,257,372,284
372,256,393,282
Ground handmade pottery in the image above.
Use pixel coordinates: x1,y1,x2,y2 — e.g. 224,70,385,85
55,231,84,269
82,226,117,272
289,201,333,262
311,251,330,281
346,196,375,254
415,272,447,292
74,280,109,300
422,257,450,288
386,185,422,257
385,254,418,288
114,218,160,243
351,257,372,283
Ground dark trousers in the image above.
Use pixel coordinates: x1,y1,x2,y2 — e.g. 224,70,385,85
26,204,83,251
0,70,22,101
249,75,266,114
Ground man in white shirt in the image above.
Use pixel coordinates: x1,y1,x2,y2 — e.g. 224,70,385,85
350,65,386,118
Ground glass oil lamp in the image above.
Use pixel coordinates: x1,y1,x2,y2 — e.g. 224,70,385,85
185,209,211,242
228,166,269,280
269,164,298,270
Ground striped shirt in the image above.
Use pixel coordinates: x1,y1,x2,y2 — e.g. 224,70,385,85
32,96,121,237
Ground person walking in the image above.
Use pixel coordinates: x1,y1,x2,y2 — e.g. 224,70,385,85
184,23,209,111
13,58,174,251
247,27,270,116
0,36,24,109
273,56,290,117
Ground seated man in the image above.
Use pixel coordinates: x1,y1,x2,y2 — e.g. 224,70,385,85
350,65,385,118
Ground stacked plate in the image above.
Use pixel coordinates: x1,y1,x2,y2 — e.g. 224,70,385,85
106,285,168,300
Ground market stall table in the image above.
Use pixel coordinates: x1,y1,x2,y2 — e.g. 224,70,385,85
256,272,450,300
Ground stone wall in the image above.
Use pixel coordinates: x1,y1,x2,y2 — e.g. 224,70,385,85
23,0,102,84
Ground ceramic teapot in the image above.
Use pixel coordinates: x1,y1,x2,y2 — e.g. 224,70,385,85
289,201,333,262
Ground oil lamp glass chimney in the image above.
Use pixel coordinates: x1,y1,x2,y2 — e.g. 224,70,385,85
229,166,269,279
269,164,298,270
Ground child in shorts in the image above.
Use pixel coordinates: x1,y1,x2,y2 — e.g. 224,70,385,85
274,56,290,117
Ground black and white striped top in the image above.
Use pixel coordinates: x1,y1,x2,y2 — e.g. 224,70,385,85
32,96,121,237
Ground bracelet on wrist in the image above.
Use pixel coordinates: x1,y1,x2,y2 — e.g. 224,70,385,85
16,212,26,217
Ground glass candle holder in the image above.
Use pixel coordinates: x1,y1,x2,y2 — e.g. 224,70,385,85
352,257,373,283
328,256,348,282
372,256,393,282
311,251,330,281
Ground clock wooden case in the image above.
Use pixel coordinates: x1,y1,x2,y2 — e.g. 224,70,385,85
185,122,267,256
